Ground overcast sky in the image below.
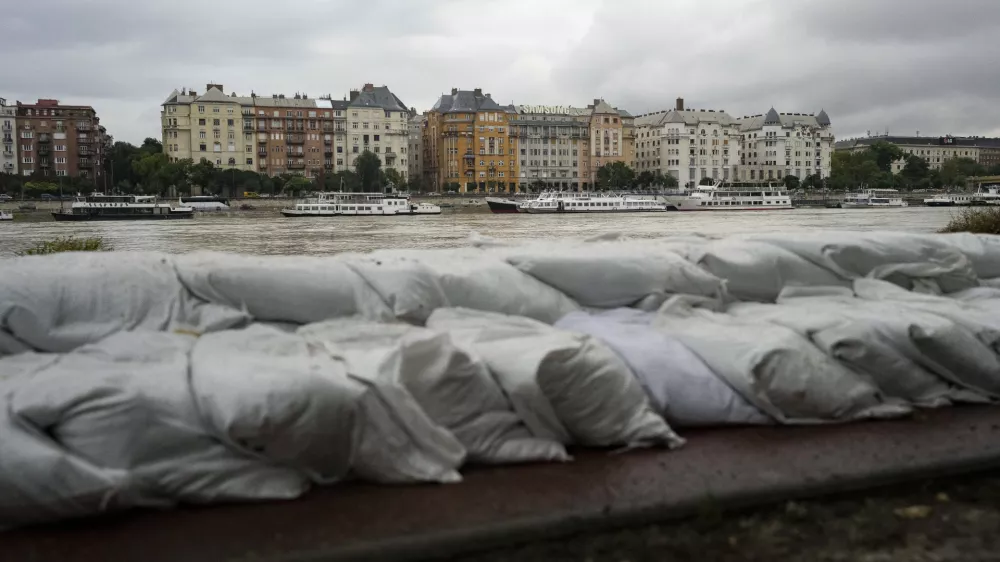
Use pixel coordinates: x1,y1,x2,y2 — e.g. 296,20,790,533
4,0,999,145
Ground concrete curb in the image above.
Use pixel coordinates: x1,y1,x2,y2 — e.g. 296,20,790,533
4,407,1000,562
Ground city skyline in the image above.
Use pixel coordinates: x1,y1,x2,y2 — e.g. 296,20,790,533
3,0,1000,145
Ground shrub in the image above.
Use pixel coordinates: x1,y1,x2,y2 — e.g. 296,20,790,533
939,207,1000,235
15,236,112,256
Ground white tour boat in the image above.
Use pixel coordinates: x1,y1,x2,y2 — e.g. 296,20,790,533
923,193,975,207
180,195,230,212
0,210,12,221
667,181,793,211
51,193,195,221
972,185,1000,205
281,192,442,217
521,192,666,213
842,188,907,208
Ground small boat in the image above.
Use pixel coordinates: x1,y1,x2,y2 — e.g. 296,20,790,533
281,192,442,217
51,193,195,221
485,197,520,214
0,210,12,221
971,185,1000,206
180,195,230,212
841,187,907,208
923,193,974,207
667,180,794,211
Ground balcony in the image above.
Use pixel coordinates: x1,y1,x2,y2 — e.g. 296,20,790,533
322,124,334,132
38,148,51,157
324,149,333,156
38,134,51,143
463,152,474,160
40,160,51,168
323,138,332,145
76,137,91,144
77,124,92,132
287,135,305,144
258,150,267,156
1,123,10,132
78,159,94,168
2,136,12,144
243,123,255,131
288,161,305,170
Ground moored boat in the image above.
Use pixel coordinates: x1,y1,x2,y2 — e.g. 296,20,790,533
180,195,230,212
971,185,1000,206
51,193,194,221
0,210,12,221
485,197,520,213
841,187,907,208
281,192,442,217
521,192,666,213
667,180,793,211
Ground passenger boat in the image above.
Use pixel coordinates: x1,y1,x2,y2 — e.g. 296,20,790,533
0,210,12,221
485,197,520,214
521,192,666,213
667,181,793,211
971,185,1000,205
841,187,907,208
923,193,974,207
281,192,442,217
180,195,230,212
51,193,195,221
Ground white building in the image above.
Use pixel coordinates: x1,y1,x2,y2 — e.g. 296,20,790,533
344,84,410,182
737,108,833,182
634,98,741,187
0,97,16,176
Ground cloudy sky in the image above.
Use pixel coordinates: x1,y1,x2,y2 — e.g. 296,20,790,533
4,0,999,145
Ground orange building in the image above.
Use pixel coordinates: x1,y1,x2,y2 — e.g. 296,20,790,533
423,88,518,193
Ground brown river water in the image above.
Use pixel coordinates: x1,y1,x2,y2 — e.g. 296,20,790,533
0,206,963,258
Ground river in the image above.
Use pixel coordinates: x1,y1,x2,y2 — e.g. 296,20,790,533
0,207,962,257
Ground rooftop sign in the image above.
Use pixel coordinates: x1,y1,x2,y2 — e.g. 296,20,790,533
518,105,570,115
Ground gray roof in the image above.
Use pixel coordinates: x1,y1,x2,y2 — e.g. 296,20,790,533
763,107,781,125
816,109,831,127
252,96,318,108
432,90,504,113
163,89,196,105
634,109,738,128
591,99,617,114
739,111,828,131
195,87,234,103
349,85,408,112
618,109,633,118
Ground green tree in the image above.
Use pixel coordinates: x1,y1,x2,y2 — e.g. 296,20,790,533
900,155,931,190
354,150,382,192
939,157,986,188
636,170,655,187
381,168,404,190
596,161,636,190
405,175,425,193
800,173,823,190
866,141,905,173
783,175,800,190
661,173,679,188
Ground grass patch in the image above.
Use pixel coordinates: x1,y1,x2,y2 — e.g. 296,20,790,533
939,206,1000,234
15,236,112,256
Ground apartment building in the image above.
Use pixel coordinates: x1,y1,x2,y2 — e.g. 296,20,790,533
14,99,105,181
737,108,834,182
408,112,425,187
511,104,592,191
586,98,635,175
835,135,999,173
1,97,16,176
162,85,256,172
251,92,334,177
343,83,411,181
423,87,518,193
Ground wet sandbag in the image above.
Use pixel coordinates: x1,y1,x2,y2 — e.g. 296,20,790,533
748,231,979,294
300,319,569,464
932,232,1000,278
191,325,464,484
0,252,249,355
8,332,308,512
556,310,771,426
427,308,684,449
366,248,580,324
689,238,849,302
653,308,911,423
500,239,725,309
342,254,449,325
175,252,393,325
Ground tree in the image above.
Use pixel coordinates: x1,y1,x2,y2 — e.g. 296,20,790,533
900,155,931,190
801,173,823,190
354,150,382,192
661,173,679,188
529,179,546,192
939,157,986,188
783,175,800,190
867,141,905,173
636,170,655,187
596,161,635,190
381,168,404,191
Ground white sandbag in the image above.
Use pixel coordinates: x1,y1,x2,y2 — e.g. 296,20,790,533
0,350,61,381
427,308,684,449
652,309,910,423
175,252,393,324
367,248,581,324
748,231,979,294
555,311,771,426
342,254,449,324
690,239,849,302
500,240,725,308
300,319,569,464
191,325,464,484
933,232,1000,278
728,299,982,406
0,252,249,355
8,332,309,510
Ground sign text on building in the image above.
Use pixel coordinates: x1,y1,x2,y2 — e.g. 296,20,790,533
519,105,570,115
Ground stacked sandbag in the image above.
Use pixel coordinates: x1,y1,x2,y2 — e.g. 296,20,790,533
932,232,1000,279
651,305,911,423
0,252,250,355
190,324,465,484
2,332,308,529
299,319,570,464
555,309,771,427
426,308,685,449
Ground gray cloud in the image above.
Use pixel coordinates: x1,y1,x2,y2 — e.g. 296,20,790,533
2,0,998,144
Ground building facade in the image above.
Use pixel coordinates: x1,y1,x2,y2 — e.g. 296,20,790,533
343,83,410,182
835,135,998,173
1,97,16,176
15,99,105,182
408,112,425,187
737,108,834,182
423,87,518,193
585,98,635,176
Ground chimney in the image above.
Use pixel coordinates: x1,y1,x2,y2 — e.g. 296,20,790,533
474,88,483,96
279,94,285,99
486,93,492,99
206,83,223,92
593,98,601,106
363,83,374,91
302,93,308,99
294,93,301,100
676,97,684,111
451,88,458,95
272,94,278,99
349,89,360,102
189,90,197,96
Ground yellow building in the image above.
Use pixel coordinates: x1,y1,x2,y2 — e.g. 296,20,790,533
423,88,518,193
162,83,255,172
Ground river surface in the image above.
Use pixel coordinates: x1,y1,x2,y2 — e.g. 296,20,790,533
0,207,962,257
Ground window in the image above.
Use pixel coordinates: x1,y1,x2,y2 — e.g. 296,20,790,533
21,145,31,152
213,107,220,113
374,135,380,142
198,106,205,113
352,146,359,153
213,119,220,126
214,131,221,139
22,157,33,163
352,123,358,129
213,143,221,152
55,157,67,164
55,144,66,151
227,119,234,127
21,131,32,139
200,144,206,152
199,131,206,139
199,119,206,126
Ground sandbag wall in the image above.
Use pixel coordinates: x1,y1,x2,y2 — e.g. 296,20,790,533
2,230,1000,529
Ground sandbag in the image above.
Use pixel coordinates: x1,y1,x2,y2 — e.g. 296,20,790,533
339,254,450,325
500,240,725,309
0,252,249,355
191,325,464,484
933,232,1000,278
366,248,580,324
556,310,771,426
652,308,910,423
427,308,684,449
8,332,309,512
300,319,569,464
748,231,980,294
174,252,393,325
689,238,849,302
